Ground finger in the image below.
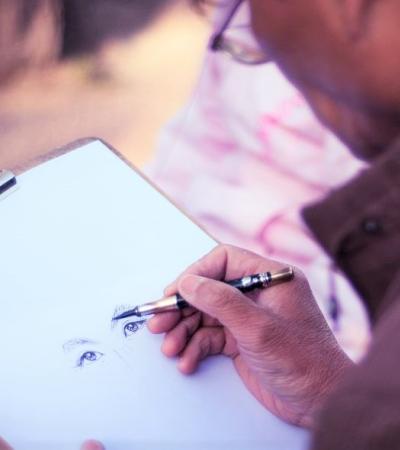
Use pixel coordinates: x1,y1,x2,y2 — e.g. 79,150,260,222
80,440,105,450
0,437,13,450
164,244,285,296
161,312,202,357
147,311,181,334
178,327,226,374
147,306,196,334
177,274,271,343
163,244,242,295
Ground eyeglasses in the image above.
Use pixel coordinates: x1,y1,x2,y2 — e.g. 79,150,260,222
209,0,270,65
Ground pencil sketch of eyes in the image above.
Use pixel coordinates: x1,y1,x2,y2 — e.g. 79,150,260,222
111,305,146,338
122,320,146,337
77,350,104,368
63,338,104,369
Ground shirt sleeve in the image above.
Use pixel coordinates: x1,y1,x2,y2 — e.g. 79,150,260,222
302,142,400,321
311,272,400,450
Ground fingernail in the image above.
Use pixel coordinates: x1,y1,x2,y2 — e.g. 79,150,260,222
178,358,188,373
81,440,105,450
179,275,203,296
163,283,175,295
161,338,176,357
146,316,158,332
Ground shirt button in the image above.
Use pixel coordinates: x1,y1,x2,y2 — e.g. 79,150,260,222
361,218,382,235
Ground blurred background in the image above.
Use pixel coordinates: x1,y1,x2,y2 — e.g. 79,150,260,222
0,0,210,169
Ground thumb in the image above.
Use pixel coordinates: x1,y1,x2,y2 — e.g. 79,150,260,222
178,274,268,340
0,437,13,450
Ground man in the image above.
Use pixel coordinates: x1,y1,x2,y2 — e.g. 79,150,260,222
146,3,368,360
148,0,400,449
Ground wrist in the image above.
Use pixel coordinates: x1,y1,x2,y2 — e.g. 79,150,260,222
303,349,354,429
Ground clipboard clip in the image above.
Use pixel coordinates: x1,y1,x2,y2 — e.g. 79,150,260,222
0,170,17,200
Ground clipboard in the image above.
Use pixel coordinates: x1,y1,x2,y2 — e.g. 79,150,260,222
0,138,308,450
0,137,214,240
1,139,94,202
0,169,17,199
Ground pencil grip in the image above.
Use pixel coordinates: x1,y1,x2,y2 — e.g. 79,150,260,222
175,272,271,310
176,294,190,310
228,273,271,292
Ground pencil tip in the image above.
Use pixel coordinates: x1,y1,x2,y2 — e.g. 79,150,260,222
112,307,139,321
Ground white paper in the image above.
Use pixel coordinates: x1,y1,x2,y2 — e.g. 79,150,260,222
0,140,309,449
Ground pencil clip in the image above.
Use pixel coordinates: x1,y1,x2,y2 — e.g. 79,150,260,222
0,170,17,201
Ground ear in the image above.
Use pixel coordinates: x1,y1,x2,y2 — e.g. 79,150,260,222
338,0,374,39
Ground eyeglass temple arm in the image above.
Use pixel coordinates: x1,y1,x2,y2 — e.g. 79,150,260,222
208,0,244,52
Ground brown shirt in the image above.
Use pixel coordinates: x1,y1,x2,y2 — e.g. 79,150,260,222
302,140,400,449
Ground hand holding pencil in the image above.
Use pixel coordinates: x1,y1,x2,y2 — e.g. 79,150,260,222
148,244,352,429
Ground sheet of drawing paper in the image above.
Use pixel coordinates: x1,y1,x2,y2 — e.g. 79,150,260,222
0,140,309,450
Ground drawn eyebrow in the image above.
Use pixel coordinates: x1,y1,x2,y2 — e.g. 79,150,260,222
63,338,100,353
111,304,133,329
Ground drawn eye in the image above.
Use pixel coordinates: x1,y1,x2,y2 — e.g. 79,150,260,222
77,351,104,368
123,320,145,337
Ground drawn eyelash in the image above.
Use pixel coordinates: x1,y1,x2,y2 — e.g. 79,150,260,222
111,304,131,329
123,320,146,337
76,350,104,368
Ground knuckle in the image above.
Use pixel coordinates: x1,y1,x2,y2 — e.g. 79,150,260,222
181,320,193,341
181,306,197,317
193,328,225,360
214,243,230,254
195,329,212,358
181,312,200,339
217,243,235,256
292,266,306,282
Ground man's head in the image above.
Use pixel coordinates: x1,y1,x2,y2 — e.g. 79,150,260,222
210,0,400,159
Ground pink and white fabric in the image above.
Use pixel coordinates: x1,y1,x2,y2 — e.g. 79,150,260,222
145,52,369,360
